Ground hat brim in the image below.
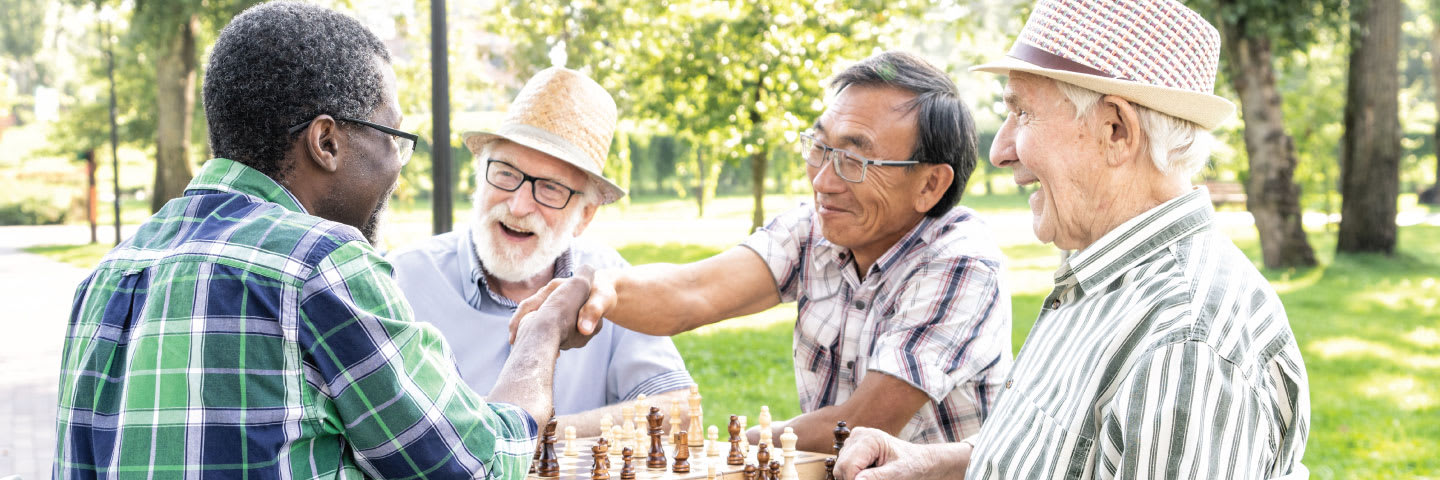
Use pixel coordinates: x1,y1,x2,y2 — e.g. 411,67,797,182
971,56,1235,130
462,129,627,205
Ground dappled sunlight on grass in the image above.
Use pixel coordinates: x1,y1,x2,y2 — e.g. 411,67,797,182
1310,336,1440,370
1356,374,1437,411
1403,326,1440,349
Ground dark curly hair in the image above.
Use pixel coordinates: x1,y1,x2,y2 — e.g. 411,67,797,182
829,51,978,218
203,1,392,180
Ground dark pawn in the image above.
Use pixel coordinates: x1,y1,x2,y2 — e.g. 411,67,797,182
672,430,690,473
824,457,836,480
755,443,770,472
646,406,667,469
768,461,781,480
743,464,759,480
727,414,745,465
833,421,851,454
538,417,560,477
621,447,636,480
591,441,610,480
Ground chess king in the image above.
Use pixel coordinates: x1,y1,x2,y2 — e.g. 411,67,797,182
524,50,1013,451
390,66,695,436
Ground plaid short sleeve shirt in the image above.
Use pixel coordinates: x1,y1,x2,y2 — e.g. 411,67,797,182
55,158,537,479
741,204,1012,444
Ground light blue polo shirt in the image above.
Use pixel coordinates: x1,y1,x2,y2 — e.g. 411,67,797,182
389,225,695,415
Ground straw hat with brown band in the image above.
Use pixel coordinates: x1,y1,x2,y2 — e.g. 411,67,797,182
462,67,626,205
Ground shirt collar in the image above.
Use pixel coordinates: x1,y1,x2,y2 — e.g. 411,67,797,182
184,158,307,214
462,224,574,309
1057,187,1214,295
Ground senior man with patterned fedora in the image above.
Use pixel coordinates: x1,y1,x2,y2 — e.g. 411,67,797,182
834,1,1311,479
389,67,695,436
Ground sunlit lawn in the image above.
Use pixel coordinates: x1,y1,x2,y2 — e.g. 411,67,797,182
24,194,1439,477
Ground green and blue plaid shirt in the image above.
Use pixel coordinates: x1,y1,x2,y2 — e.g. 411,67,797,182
55,158,537,479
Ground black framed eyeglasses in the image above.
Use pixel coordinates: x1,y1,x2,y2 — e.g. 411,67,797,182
798,131,918,183
484,159,583,209
288,115,418,166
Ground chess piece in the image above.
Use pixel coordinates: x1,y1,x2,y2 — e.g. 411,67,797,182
743,464,759,480
756,443,770,476
601,414,614,438
611,425,626,458
688,386,704,447
623,418,637,451
707,459,718,480
591,440,610,480
769,461,781,480
727,415,744,465
833,421,850,454
538,417,561,477
738,416,749,454
646,406,667,469
706,425,720,457
668,399,682,444
824,457,836,480
564,426,579,456
780,427,798,480
673,430,691,473
758,406,773,448
531,434,541,474
621,447,636,480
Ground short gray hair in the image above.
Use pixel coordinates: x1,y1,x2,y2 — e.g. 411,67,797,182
1052,80,1213,176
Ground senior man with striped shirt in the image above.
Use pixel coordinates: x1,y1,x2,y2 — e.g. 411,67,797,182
526,51,1013,453
835,1,1311,479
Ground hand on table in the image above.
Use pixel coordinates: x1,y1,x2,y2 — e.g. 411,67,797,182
834,427,970,480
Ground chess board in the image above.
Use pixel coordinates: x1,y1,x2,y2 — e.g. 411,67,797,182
530,437,832,480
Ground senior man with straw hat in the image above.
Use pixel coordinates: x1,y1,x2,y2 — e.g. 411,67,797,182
834,1,1310,479
390,66,695,436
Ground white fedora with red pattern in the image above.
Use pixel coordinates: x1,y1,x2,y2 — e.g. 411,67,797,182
973,0,1235,130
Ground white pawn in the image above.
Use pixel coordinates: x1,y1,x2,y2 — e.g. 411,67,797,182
758,406,772,449
780,427,799,480
738,415,749,454
601,413,613,438
706,459,719,480
563,425,578,456
623,418,637,451
706,425,719,457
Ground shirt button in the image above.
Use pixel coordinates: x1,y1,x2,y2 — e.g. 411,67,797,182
1051,299,1061,308
1005,380,1014,389
853,300,867,309
846,360,855,370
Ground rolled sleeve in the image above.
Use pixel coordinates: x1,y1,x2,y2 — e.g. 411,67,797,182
740,205,814,302
299,241,537,479
607,325,696,402
868,255,1006,404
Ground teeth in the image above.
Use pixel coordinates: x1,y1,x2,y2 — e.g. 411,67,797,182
502,222,533,234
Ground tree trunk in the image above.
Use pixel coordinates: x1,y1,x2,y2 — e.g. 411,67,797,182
1338,0,1402,254
150,14,199,212
1217,11,1317,269
1421,25,1440,205
694,149,706,218
749,77,767,233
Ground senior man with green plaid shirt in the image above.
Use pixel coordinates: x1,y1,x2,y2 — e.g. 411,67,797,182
53,3,586,479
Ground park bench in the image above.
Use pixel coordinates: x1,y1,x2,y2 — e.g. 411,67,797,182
1205,181,1247,206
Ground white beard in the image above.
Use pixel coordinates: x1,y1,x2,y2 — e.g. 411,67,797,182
471,197,583,283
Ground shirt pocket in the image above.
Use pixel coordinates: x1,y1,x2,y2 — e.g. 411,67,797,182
974,387,1095,480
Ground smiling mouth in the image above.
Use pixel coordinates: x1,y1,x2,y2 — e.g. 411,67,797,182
498,222,535,239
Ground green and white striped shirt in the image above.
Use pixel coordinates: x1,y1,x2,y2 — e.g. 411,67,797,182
968,188,1309,479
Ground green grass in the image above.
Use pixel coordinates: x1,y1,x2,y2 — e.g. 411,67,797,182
23,243,116,269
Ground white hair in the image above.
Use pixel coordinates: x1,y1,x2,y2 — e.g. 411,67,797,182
1052,81,1213,176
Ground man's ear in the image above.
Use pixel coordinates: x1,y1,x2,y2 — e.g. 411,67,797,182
1099,95,1145,168
912,163,954,214
571,200,600,237
302,115,343,173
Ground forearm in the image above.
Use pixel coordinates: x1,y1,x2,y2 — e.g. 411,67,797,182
557,388,691,437
488,323,563,424
605,263,723,336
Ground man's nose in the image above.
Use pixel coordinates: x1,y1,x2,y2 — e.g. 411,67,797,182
990,120,1018,169
507,181,541,216
810,158,847,194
